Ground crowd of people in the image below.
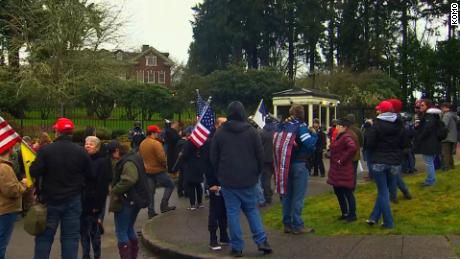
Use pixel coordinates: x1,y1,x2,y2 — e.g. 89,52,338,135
0,97,457,259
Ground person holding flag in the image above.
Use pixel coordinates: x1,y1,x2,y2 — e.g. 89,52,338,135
0,116,28,259
273,104,318,234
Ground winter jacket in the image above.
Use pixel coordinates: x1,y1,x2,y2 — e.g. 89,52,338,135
0,159,26,215
261,125,275,163
165,127,180,173
128,127,145,150
82,151,112,215
327,131,357,189
210,119,264,189
109,152,143,212
364,112,408,165
315,130,327,153
291,121,317,163
348,124,363,161
139,137,167,174
179,140,206,184
203,136,220,188
30,135,91,205
414,108,442,155
442,111,458,143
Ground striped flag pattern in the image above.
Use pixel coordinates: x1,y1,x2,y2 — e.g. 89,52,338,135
190,102,215,148
0,116,21,154
273,120,300,195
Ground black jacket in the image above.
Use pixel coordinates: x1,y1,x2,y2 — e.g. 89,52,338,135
30,135,91,205
261,127,274,163
315,130,327,152
82,151,112,215
210,120,264,189
165,127,180,173
414,112,442,155
364,115,408,165
179,140,206,183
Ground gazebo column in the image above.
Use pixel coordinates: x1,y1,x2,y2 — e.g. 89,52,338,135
326,106,330,129
308,104,313,126
318,105,322,125
334,106,337,119
273,104,278,118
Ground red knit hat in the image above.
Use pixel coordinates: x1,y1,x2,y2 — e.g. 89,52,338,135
375,101,394,113
386,98,403,113
147,125,161,134
52,117,74,133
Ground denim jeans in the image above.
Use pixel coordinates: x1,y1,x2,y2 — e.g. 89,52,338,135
423,155,436,185
256,176,266,205
146,172,175,216
363,150,374,179
369,164,397,228
80,214,102,259
114,201,140,246
221,186,267,252
34,195,82,259
389,170,410,201
281,162,308,231
0,212,18,259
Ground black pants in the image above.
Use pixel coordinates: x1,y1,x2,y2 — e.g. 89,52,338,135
186,181,203,206
333,186,356,217
313,151,325,176
177,170,185,197
261,163,274,203
80,214,102,259
208,192,228,242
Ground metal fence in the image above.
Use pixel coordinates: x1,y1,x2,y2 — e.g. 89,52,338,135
3,106,197,137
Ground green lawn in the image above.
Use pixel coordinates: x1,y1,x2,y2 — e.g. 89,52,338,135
263,168,460,235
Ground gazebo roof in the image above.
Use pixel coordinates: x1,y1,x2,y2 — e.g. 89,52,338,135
273,88,339,100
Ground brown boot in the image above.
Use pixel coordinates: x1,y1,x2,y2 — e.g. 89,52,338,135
118,243,131,259
130,239,139,259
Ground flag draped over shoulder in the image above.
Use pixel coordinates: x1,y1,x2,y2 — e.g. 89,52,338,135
253,99,266,129
190,100,216,148
20,143,36,187
273,119,301,195
0,116,21,154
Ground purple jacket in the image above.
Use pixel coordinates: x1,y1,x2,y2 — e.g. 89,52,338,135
327,131,358,189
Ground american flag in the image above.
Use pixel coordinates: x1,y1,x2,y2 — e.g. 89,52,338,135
196,91,206,118
190,102,215,148
273,119,301,195
0,116,21,154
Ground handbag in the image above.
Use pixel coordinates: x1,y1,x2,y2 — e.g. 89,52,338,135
24,202,47,236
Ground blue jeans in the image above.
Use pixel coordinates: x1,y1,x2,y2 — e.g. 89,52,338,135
256,176,265,205
114,201,140,246
423,155,436,185
389,171,410,201
34,196,82,259
146,172,175,216
369,164,397,228
0,212,18,259
282,162,308,231
221,186,267,252
363,150,374,179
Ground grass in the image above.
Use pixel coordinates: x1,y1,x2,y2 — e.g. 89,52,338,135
262,168,460,236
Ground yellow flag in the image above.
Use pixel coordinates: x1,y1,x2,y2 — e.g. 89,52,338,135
21,143,36,188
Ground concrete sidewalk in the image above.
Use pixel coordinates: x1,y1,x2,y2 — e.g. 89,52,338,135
141,180,460,259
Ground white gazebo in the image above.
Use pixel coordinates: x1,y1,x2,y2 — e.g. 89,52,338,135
272,88,340,129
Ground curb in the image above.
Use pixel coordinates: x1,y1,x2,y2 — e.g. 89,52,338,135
141,214,231,259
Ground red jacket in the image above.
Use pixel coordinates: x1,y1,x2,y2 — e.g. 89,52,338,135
327,131,358,189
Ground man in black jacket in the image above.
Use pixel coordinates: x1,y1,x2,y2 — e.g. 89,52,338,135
312,118,326,177
210,101,272,257
31,118,91,259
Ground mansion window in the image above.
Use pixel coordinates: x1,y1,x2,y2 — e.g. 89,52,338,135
147,71,155,84
159,71,165,84
137,70,144,83
146,55,157,66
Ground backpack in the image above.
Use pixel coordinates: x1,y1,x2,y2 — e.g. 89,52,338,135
436,118,448,141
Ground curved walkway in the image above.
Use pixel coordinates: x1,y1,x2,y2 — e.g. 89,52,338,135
141,179,460,259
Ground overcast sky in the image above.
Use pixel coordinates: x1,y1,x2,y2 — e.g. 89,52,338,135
99,0,203,64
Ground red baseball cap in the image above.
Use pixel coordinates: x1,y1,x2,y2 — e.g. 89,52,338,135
147,125,161,134
53,117,74,132
375,101,394,113
386,98,403,113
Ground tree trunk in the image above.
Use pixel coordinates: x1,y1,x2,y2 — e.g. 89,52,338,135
400,0,408,102
287,3,295,81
